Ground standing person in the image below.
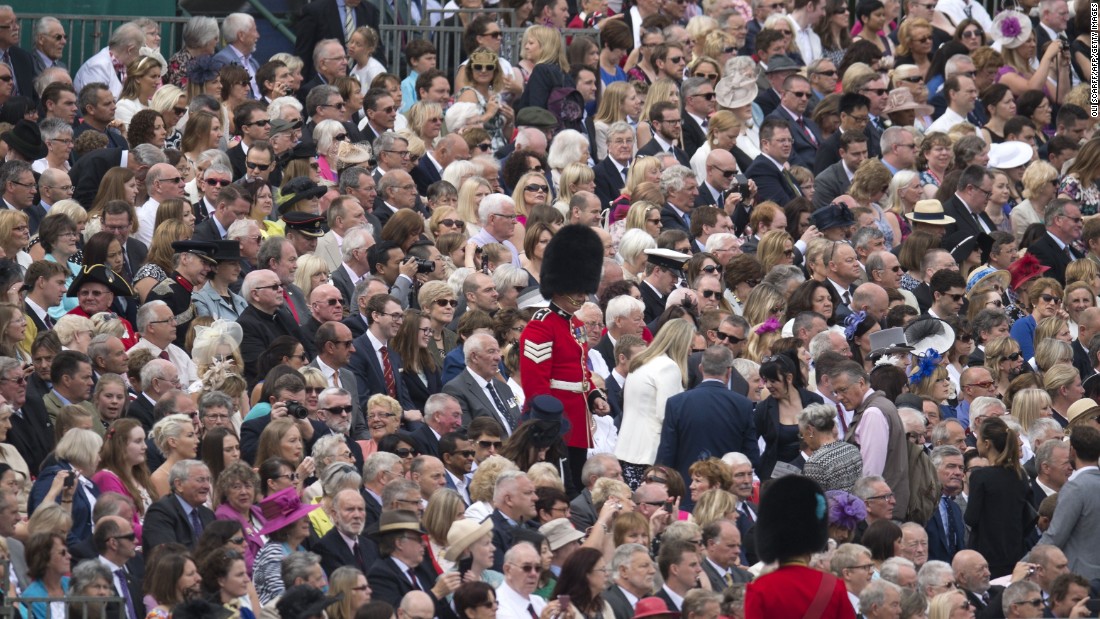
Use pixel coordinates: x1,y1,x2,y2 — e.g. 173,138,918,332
519,225,610,490
756,351,824,480
965,416,1033,578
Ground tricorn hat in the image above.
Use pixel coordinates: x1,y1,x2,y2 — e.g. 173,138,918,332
539,224,605,298
67,264,134,298
755,475,829,563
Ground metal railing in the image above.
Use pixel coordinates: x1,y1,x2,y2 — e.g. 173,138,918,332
15,14,194,74
7,595,127,619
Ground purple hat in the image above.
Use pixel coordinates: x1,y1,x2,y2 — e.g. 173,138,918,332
258,487,319,535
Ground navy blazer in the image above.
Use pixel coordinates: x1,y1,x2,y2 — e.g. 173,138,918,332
331,264,356,309
366,556,452,617
141,493,216,550
660,203,691,234
409,422,442,458
401,365,442,412
294,0,381,77
637,136,691,167
593,156,627,210
411,155,442,196
765,108,822,170
5,45,35,103
29,462,98,547
656,381,761,510
317,527,379,577
680,111,707,157
347,331,416,410
754,88,781,117
744,154,801,206
925,494,967,563
1028,232,1079,285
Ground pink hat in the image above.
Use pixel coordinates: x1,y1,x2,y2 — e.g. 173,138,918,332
632,598,680,619
258,487,320,535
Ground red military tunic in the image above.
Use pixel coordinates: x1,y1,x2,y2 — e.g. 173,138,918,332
519,304,597,449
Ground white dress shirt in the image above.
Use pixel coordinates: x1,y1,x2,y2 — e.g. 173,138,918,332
129,339,199,386
496,581,547,618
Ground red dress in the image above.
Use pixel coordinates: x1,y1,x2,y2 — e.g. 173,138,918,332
519,305,598,448
744,565,855,619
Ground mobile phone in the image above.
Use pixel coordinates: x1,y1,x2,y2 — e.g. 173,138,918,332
457,556,473,581
557,595,570,615
1085,599,1100,614
665,497,676,512
63,472,74,489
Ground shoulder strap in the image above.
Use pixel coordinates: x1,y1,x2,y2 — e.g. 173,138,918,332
806,571,839,619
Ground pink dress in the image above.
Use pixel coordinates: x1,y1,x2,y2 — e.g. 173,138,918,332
91,469,147,542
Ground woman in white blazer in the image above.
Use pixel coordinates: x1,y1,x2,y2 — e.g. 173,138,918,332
614,319,695,488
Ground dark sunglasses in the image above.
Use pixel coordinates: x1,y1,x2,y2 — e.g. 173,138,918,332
701,264,723,274
204,178,231,187
112,533,137,541
472,64,496,72
246,161,272,171
244,119,271,127
1006,352,1022,361
815,69,838,76
334,133,349,141
691,92,716,100
439,219,466,230
478,440,503,449
525,183,550,193
435,298,460,307
715,332,745,344
1040,294,1062,304
324,405,354,415
394,447,419,458
789,91,812,99
476,143,492,151
172,106,188,115
898,76,924,83
862,88,889,96
700,289,719,299
694,73,718,80
229,536,246,545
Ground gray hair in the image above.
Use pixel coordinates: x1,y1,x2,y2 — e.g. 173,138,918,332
851,226,885,252
1044,198,1077,227
1035,438,1069,469
860,579,901,612
492,264,527,295
722,451,752,469
0,357,19,380
659,165,696,194
762,264,805,289
606,295,645,326
34,67,71,98
969,396,1006,430
1028,417,1064,444
167,459,207,494
381,478,420,506
131,143,167,166
38,117,73,141
611,543,650,574
312,433,351,466
618,228,657,265
880,557,916,585
341,225,373,264
281,551,322,587
198,391,234,416
682,590,723,615
1,161,32,186
182,16,218,49
699,345,734,377
607,121,634,142
503,542,539,565
153,414,195,454
463,332,497,358
268,96,303,120
203,164,232,180
138,358,175,391
136,300,170,333
880,126,911,154
705,233,738,252
917,560,953,594
799,402,837,432
681,76,711,98
320,462,362,497
580,454,619,487
971,309,1008,341
362,451,401,484
546,129,590,171
851,475,887,500
897,407,927,433
305,84,340,117
258,236,292,272
316,387,351,411
33,16,61,38
808,327,842,362
227,218,260,241
944,54,975,78
492,470,529,504
929,444,964,468
221,13,255,44
70,560,114,596
478,192,514,226
108,23,145,53
424,393,460,421
1001,581,1041,615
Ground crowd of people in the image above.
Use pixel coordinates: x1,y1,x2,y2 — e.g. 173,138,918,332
0,0,1096,617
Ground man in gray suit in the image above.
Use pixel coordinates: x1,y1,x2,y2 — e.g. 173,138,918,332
605,543,657,619
210,13,261,99
441,333,521,435
258,237,310,326
699,520,752,593
1039,424,1100,580
813,131,868,210
309,321,368,440
31,17,68,78
317,196,370,271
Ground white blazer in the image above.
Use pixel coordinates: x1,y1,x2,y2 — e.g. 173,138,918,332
614,355,684,465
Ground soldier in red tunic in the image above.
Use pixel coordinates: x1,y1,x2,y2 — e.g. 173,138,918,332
519,224,610,489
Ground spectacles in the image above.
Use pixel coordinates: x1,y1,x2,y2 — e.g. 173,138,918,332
324,405,354,415
148,316,177,325
848,563,876,572
274,473,300,481
46,184,75,192
478,440,503,449
367,411,398,420
1040,294,1062,304
0,375,26,385
715,332,745,344
694,73,718,80
789,91,811,99
472,64,495,72
112,533,137,542
376,311,405,321
204,178,231,187
525,184,550,193
1060,214,1084,224
7,180,34,188
384,149,410,158
866,492,895,501
689,92,716,100
419,327,435,336
964,381,995,390
254,283,284,291
512,563,541,573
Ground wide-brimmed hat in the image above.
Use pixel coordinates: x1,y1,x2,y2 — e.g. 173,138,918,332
278,177,327,215
369,509,426,540
966,265,1011,293
1068,398,1100,427
882,87,934,117
716,73,758,109
811,202,856,231
764,55,803,74
335,141,373,170
632,597,680,619
904,316,956,358
539,518,586,551
991,9,1032,50
443,518,495,562
67,264,134,298
989,141,1033,169
943,232,993,266
257,487,320,535
1008,253,1050,291
1,120,47,160
905,199,956,226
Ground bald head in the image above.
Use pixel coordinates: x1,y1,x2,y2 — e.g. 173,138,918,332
437,133,470,167
851,282,889,322
309,283,345,322
400,591,434,615
705,149,737,190
515,127,548,155
146,163,185,200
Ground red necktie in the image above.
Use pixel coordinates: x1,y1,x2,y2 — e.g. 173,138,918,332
381,346,397,398
407,568,420,590
837,402,848,434
797,118,817,146
283,290,299,322
159,350,170,361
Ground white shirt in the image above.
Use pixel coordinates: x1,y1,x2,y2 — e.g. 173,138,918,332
934,0,992,31
446,470,471,503
925,107,970,135
135,197,161,247
365,329,389,375
496,581,547,618
467,368,514,434
25,298,49,326
129,339,199,386
316,356,342,388
662,584,685,610
794,20,823,64
97,556,130,611
651,132,674,153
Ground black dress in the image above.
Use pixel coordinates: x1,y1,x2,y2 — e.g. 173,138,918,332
754,387,824,480
964,465,1035,577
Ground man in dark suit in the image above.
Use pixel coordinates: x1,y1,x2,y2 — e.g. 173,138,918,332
224,102,270,180
699,520,753,594
659,166,700,234
765,74,822,170
317,488,379,576
408,394,464,458
294,0,381,79
141,460,216,550
366,511,457,616
657,346,760,510
638,249,689,323
955,550,1005,619
69,147,126,208
648,540,702,611
92,516,144,619
1,354,54,476
358,87,398,149
593,122,635,209
30,168,74,234
814,132,867,210
309,321,369,439
1029,198,1083,285
0,11,36,102
442,333,521,434
487,471,539,571
347,293,416,410
943,165,996,239
238,269,311,384
1033,0,1069,57
680,77,714,157
606,543,658,619
926,445,967,563
299,80,364,144
744,118,803,206
813,92,872,174
636,101,691,167
687,317,750,393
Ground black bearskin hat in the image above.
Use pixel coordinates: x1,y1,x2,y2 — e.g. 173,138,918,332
755,475,829,563
539,224,604,298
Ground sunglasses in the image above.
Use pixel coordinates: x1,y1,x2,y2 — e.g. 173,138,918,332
439,219,466,230
246,161,272,171
694,73,718,80
700,290,719,299
898,76,924,83
815,69,838,76
435,298,460,307
478,440,503,449
789,91,812,99
483,31,503,38
861,88,889,96
324,405,354,415
525,184,550,193
1040,294,1062,304
245,119,271,127
476,143,492,151
204,178,231,187
472,64,496,72
334,133,349,141
691,92,716,100
715,332,745,344
173,106,188,115
394,447,420,458
1006,352,1022,361
701,264,723,274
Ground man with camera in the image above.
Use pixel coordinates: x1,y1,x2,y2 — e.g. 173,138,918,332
240,372,320,470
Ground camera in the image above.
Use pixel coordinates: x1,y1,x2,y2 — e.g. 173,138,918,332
414,258,436,274
285,400,310,420
731,173,751,196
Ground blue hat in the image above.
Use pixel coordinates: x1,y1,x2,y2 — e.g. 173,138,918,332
811,202,856,231
519,394,571,445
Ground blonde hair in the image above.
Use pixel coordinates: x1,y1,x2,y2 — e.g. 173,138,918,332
26,503,73,537
292,253,331,299
910,365,949,399
557,163,595,204
511,171,548,218
849,159,893,206
56,428,103,472
693,488,737,528
468,455,518,503
456,176,492,224
625,157,664,196
1021,160,1059,200
627,319,694,387
705,110,741,148
593,81,636,125
1011,388,1053,430
757,229,793,273
527,462,564,491
151,414,194,455
698,31,734,61
640,79,680,122
625,201,661,232
591,478,632,509
526,25,568,69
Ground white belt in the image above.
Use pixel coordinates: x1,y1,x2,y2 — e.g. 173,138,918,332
550,379,585,392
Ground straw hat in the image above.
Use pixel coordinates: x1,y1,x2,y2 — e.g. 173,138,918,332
882,87,934,117
905,199,956,226
442,518,494,562
1067,398,1100,427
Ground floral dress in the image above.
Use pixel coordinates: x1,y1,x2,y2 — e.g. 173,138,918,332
166,48,194,89
456,87,508,152
1059,174,1100,217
